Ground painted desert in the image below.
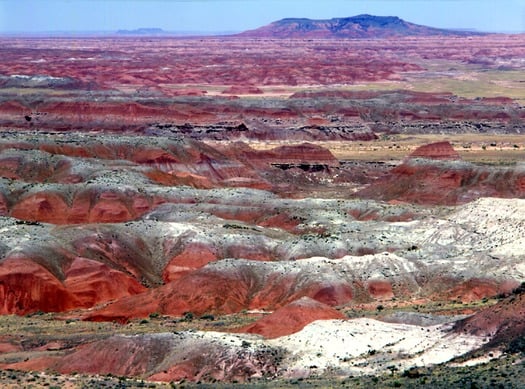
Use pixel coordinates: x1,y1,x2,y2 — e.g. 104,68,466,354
0,14,524,388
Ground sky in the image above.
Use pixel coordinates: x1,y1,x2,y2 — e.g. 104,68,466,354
0,0,524,34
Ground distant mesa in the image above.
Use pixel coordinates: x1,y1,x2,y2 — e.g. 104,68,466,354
116,28,165,35
238,14,485,38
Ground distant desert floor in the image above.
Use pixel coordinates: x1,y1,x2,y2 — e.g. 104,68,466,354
239,134,525,163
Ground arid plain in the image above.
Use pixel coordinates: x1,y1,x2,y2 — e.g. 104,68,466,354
0,19,524,387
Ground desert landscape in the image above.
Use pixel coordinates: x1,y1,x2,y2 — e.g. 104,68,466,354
0,13,524,388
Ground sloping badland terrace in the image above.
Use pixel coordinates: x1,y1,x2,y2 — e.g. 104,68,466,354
0,32,523,386
0,132,523,385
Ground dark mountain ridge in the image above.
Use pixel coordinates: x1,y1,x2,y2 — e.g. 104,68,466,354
238,14,485,38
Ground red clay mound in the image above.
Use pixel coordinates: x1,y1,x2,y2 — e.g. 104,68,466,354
64,257,147,307
247,142,339,168
11,192,70,223
235,297,346,338
162,243,218,283
8,187,164,224
407,141,461,160
84,261,356,322
445,278,518,304
367,280,394,300
257,212,303,233
453,284,525,345
0,253,150,315
0,257,79,314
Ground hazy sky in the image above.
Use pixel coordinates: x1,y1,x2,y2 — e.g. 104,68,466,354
1,0,524,34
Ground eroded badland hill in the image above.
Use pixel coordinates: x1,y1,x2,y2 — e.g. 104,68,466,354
0,19,524,387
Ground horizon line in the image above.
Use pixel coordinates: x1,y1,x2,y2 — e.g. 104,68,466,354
2,29,524,37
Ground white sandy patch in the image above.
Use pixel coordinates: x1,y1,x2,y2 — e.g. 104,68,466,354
448,198,525,254
269,318,487,378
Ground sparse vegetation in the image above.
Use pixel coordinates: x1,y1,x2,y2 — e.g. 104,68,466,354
1,357,524,389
